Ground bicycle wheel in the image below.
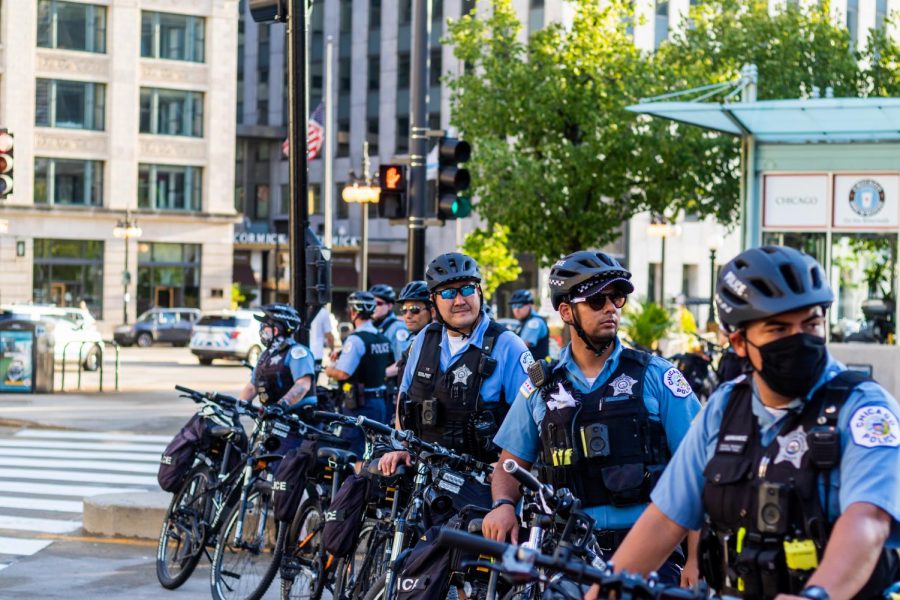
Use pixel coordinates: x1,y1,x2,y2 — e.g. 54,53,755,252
280,497,328,600
157,464,213,589
360,572,388,600
211,482,283,600
334,521,389,600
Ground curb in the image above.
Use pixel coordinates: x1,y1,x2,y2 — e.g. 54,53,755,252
83,491,171,540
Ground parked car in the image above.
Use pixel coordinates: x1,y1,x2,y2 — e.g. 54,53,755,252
114,308,201,347
189,310,263,366
0,304,104,371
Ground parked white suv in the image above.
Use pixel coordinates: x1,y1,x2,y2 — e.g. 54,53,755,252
0,305,105,371
189,310,263,366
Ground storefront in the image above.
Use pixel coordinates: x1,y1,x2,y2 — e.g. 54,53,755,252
32,238,105,317
136,242,201,314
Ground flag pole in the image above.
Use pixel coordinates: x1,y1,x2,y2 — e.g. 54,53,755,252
323,36,334,252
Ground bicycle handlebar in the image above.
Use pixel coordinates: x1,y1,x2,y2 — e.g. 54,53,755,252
502,459,545,493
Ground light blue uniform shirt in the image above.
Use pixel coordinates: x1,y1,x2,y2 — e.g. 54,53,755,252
494,338,702,529
250,340,317,407
335,320,386,391
517,310,549,351
379,314,410,361
400,312,531,407
652,354,900,546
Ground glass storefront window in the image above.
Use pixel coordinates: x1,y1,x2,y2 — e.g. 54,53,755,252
137,243,201,314
36,79,105,130
761,232,827,267
33,239,104,317
138,164,201,211
830,234,896,345
140,11,205,62
139,88,204,137
34,158,103,206
37,0,107,53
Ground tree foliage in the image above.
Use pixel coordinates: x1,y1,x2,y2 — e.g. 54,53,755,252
460,224,522,300
445,0,900,266
622,298,674,351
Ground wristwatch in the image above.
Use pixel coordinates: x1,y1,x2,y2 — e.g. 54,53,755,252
799,586,830,600
491,498,516,510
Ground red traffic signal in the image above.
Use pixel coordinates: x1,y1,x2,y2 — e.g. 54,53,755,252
378,164,407,219
0,130,13,198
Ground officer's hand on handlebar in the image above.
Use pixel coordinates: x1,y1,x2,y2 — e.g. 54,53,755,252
482,504,519,545
378,450,411,475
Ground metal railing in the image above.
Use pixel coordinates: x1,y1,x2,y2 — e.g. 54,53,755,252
59,339,120,392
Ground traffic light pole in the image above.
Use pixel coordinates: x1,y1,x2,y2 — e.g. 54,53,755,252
287,0,310,343
406,0,430,281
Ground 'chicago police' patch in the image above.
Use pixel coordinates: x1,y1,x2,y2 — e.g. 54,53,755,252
520,351,535,373
290,345,308,359
662,367,692,398
527,319,540,329
850,405,900,448
396,329,409,342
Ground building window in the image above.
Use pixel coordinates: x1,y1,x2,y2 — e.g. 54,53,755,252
397,52,411,89
396,116,409,153
34,158,103,207
254,184,270,220
37,0,106,53
138,164,202,211
140,11,205,63
369,0,381,29
140,88,204,137
528,0,545,35
429,48,442,87
137,242,201,313
367,117,379,155
33,239,104,317
655,1,669,48
847,0,859,47
399,0,412,25
35,79,105,130
876,0,888,30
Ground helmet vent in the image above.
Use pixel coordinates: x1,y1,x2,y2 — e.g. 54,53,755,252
719,287,747,307
750,278,777,298
779,264,803,294
809,266,823,290
734,259,749,270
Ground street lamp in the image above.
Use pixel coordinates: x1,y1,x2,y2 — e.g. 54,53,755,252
707,231,724,330
113,211,142,324
341,142,380,289
646,219,682,306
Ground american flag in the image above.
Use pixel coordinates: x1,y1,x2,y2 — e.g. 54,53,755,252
282,101,325,159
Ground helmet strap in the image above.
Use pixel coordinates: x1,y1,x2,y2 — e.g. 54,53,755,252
570,306,615,357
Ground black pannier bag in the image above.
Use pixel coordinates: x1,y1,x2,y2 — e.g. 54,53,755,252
158,414,206,492
273,441,316,522
321,473,371,558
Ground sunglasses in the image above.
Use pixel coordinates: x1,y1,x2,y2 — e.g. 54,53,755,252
400,305,424,315
510,303,524,310
375,300,387,307
572,292,627,311
437,284,478,300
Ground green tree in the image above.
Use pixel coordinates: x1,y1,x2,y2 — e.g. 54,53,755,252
460,224,522,300
621,298,674,351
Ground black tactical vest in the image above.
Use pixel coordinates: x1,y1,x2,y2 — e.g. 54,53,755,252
516,312,550,361
255,342,313,405
535,347,669,508
699,370,897,599
347,329,393,390
404,320,507,461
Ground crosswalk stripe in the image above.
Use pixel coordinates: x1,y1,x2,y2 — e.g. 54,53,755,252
0,448,162,463
0,481,150,498
0,496,82,513
0,467,157,487
0,515,81,534
0,440,164,454
0,536,53,555
14,430,172,443
0,457,159,474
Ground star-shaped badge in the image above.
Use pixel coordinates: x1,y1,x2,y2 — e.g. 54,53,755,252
609,373,638,396
774,425,808,469
452,364,473,385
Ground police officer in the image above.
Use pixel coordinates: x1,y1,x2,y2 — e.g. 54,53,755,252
510,288,550,361
385,280,434,383
379,252,532,473
324,291,394,458
600,246,900,600
238,303,317,409
369,283,411,360
482,251,701,585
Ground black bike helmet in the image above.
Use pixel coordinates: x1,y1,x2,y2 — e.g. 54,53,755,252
425,252,481,292
368,283,397,303
348,291,377,317
510,289,534,306
548,251,634,310
398,280,431,305
254,303,302,335
716,245,834,333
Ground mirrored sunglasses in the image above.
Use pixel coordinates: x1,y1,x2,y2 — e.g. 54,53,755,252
437,284,477,300
510,303,524,310
400,305,424,315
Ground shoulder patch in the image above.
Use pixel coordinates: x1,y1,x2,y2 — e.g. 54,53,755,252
519,351,535,373
850,405,900,448
662,367,692,398
341,341,353,354
396,329,409,342
520,379,536,399
527,319,540,329
290,345,309,360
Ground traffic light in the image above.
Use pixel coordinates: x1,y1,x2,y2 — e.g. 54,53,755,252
0,129,13,199
378,164,407,219
437,137,471,220
249,0,287,23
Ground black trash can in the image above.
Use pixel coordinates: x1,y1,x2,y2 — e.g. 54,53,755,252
0,319,55,393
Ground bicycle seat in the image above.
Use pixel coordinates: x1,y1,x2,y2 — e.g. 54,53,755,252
317,447,358,466
208,425,240,439
467,518,484,534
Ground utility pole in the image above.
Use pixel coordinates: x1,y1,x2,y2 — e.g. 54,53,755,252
406,0,430,281
287,0,310,343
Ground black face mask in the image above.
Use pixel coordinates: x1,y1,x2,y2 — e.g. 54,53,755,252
746,332,827,399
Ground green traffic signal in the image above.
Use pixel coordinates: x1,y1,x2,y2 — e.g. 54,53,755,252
452,196,471,218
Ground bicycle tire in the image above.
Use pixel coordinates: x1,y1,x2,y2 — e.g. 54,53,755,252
210,482,283,600
156,464,214,589
280,497,327,600
335,521,388,600
360,571,388,600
